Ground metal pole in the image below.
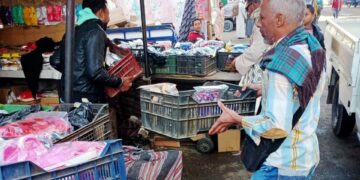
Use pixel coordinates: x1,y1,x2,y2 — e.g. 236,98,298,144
64,0,75,102
139,0,150,78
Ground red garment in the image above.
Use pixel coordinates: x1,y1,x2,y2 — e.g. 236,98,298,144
187,31,204,42
332,0,343,9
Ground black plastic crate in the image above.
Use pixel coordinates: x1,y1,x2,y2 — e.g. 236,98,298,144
176,55,216,76
216,52,242,71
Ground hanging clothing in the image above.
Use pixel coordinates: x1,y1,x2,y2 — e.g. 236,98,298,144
236,1,246,38
178,0,197,42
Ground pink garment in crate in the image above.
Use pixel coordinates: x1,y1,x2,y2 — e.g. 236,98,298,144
0,117,72,139
0,135,106,171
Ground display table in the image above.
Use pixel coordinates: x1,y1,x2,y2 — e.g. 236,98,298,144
0,69,61,80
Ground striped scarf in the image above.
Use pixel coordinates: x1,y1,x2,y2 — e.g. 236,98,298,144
260,26,326,108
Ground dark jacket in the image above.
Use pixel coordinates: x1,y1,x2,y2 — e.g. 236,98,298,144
50,19,121,103
312,23,326,50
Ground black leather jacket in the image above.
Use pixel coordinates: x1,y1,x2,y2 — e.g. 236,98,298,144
50,19,121,102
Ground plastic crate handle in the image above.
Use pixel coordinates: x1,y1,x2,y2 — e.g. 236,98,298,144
92,104,108,121
151,95,163,104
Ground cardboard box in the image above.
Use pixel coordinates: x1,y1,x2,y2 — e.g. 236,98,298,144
40,97,59,106
218,129,241,152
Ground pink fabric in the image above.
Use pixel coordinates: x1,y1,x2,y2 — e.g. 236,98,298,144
0,135,106,171
0,117,72,139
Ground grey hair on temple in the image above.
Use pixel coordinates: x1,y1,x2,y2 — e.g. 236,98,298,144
268,0,305,25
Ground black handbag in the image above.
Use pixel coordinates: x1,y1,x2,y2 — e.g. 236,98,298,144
240,107,304,172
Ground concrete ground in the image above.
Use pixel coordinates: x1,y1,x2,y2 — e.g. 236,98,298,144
181,4,360,180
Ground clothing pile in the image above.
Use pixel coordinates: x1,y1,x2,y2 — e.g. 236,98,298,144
124,146,183,180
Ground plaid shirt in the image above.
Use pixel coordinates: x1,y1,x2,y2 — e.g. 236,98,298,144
242,43,326,176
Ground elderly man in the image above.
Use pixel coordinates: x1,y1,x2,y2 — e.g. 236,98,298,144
210,0,326,179
230,0,269,86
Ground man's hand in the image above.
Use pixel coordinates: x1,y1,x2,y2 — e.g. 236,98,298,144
236,83,262,97
209,101,243,135
120,76,134,92
229,59,237,72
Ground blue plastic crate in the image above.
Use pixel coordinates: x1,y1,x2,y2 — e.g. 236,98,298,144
0,140,126,180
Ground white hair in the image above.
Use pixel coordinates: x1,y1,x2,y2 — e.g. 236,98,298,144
268,0,305,25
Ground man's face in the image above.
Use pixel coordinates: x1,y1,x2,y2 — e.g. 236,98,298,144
193,20,202,32
256,0,276,45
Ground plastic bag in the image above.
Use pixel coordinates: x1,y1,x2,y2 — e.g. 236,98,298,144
138,83,179,96
192,84,229,103
67,102,94,130
0,105,42,126
0,135,106,171
0,116,72,140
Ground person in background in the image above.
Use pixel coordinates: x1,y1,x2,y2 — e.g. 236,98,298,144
304,4,325,50
235,0,246,39
50,0,133,103
210,0,326,178
187,19,205,42
212,2,225,40
332,0,342,19
316,0,324,21
230,0,268,86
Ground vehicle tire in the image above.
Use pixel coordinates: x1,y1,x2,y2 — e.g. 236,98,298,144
332,81,356,137
224,20,234,32
196,137,215,153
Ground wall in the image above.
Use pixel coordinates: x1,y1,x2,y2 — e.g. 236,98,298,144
0,23,65,46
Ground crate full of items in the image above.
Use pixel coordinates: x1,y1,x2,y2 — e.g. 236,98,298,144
139,81,257,139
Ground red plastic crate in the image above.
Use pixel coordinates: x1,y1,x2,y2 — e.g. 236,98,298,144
106,50,143,98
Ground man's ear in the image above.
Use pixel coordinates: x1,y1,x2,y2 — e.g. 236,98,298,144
95,9,104,20
275,13,285,27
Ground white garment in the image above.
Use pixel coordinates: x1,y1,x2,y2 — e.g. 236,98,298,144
236,1,246,38
212,8,224,40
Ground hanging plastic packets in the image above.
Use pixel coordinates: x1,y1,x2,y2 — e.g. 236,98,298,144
75,4,83,19
12,5,24,26
5,6,13,25
53,4,62,22
47,4,62,22
36,6,48,25
29,6,38,26
23,6,30,26
0,6,12,26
